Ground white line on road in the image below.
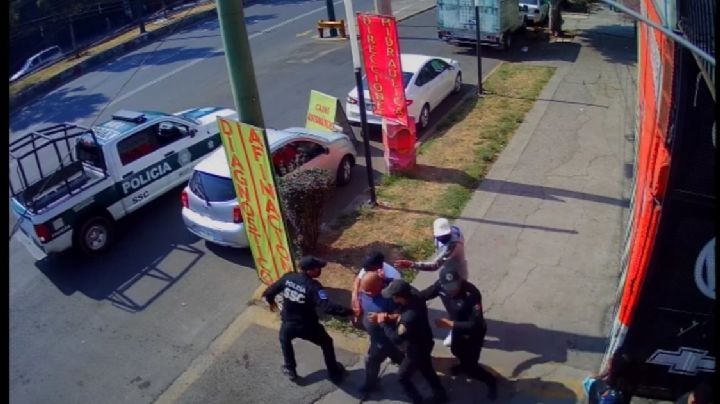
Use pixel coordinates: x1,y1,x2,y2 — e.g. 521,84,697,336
109,0,345,105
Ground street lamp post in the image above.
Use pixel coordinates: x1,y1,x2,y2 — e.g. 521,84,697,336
343,0,378,206
475,0,483,95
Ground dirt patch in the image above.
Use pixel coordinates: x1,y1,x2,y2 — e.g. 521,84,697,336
316,63,556,313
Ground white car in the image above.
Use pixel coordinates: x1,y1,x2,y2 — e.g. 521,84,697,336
10,46,63,82
520,0,549,26
346,54,462,130
181,127,357,248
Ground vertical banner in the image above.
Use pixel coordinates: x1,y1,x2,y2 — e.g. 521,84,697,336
217,117,294,285
357,13,408,126
357,13,416,173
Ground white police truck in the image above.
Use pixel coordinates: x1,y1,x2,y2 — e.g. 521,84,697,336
10,107,237,257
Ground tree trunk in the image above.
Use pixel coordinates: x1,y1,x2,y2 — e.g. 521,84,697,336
69,18,79,58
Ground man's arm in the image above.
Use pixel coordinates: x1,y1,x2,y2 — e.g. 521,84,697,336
262,275,286,305
418,281,441,301
311,282,353,317
413,243,454,271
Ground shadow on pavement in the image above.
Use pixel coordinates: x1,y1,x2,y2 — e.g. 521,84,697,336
425,308,606,378
378,203,579,234
10,87,109,133
98,46,224,73
34,187,207,312
576,24,637,66
479,178,630,207
205,240,255,267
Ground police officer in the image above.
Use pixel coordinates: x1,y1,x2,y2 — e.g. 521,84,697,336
379,279,448,404
419,263,498,400
357,271,404,397
262,256,353,383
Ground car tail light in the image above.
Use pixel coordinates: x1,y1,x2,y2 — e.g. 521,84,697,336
34,223,52,243
181,190,189,208
347,96,358,105
406,99,414,106
233,206,243,223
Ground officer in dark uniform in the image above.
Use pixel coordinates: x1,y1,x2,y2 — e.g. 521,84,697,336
380,279,448,404
357,271,404,397
262,256,353,383
419,263,498,400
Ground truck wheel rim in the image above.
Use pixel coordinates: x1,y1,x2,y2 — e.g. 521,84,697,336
86,225,107,251
421,106,429,128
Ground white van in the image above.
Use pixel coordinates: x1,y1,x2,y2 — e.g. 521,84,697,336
10,46,64,82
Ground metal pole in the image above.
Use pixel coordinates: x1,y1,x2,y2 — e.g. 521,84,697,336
216,0,265,127
355,68,378,206
344,0,377,205
475,4,483,95
326,0,338,37
374,0,392,15
599,0,714,67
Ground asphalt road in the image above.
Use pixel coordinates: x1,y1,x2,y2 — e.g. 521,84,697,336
8,2,517,402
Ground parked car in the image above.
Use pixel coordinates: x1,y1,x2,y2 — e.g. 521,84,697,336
437,0,524,50
345,54,462,130
519,0,549,26
181,127,357,248
10,46,64,82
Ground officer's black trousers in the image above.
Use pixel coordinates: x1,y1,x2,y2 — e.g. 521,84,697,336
279,322,340,376
364,336,404,388
397,344,446,404
451,330,497,392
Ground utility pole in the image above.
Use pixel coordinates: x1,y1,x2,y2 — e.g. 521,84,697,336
325,0,338,37
216,0,265,127
344,0,377,206
475,0,483,95
374,0,392,15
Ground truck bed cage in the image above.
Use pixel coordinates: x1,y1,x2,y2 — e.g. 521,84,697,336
9,123,108,214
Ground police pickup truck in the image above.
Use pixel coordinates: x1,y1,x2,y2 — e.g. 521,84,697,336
10,107,237,257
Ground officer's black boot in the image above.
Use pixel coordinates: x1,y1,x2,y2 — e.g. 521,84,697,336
281,365,298,382
328,362,347,384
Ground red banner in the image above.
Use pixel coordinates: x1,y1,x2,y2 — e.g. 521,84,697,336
357,13,408,126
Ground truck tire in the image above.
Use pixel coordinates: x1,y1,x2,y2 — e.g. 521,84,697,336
74,215,115,256
501,32,512,51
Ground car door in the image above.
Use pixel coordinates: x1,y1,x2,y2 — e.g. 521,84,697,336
412,63,440,109
115,126,168,213
155,120,198,188
429,59,454,99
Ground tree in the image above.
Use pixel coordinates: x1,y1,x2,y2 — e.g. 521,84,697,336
35,0,88,55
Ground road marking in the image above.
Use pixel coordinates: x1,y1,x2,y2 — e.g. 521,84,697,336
296,29,313,37
110,1,344,105
287,46,344,64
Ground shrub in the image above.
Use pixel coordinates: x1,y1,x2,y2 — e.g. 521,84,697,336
278,168,334,255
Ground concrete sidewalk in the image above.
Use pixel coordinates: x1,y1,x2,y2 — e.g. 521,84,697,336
316,5,638,404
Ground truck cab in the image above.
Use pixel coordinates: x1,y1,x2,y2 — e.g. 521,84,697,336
10,107,237,257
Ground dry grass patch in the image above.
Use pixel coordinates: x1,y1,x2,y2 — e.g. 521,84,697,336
10,2,217,98
317,63,555,317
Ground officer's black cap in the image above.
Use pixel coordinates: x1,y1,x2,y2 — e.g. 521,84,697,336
299,256,327,271
381,279,412,298
439,264,462,293
363,251,385,270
